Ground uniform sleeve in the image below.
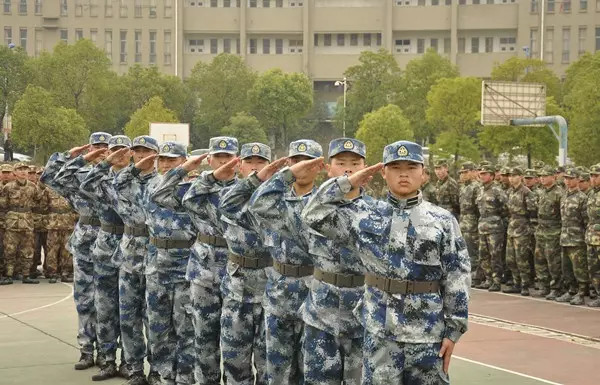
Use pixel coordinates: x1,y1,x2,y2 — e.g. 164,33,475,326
150,166,188,209
440,217,471,343
526,189,538,224
182,170,228,229
452,180,461,216
41,152,71,195
220,173,260,226
54,155,87,195
80,161,112,201
582,195,589,228
248,167,294,234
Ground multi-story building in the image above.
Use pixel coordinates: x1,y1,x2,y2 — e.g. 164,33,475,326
2,0,599,82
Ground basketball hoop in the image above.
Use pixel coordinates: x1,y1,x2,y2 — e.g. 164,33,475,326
481,81,546,126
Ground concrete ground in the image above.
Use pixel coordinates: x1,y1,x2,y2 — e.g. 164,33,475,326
1,283,599,385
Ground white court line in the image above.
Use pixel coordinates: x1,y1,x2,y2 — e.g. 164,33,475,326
454,356,563,385
471,288,600,312
0,283,73,320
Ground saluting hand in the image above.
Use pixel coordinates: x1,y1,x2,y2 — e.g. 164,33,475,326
83,148,108,163
69,144,91,158
348,163,383,188
135,154,158,173
181,154,209,173
257,157,288,182
106,148,131,168
213,157,240,181
289,157,325,180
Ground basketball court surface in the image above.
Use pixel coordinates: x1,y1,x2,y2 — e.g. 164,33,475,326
1,283,599,385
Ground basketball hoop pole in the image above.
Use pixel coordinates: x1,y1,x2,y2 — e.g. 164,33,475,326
510,115,568,166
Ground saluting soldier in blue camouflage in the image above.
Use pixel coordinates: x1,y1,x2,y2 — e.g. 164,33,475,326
151,136,238,385
106,136,161,385
131,142,195,385
76,135,131,381
249,139,324,385
304,141,469,385
218,143,280,385
300,138,373,385
45,133,111,371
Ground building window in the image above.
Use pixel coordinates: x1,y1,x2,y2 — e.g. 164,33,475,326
4,0,10,13
432,0,439,4
120,0,127,17
19,0,26,14
135,0,142,17
430,38,438,53
289,39,302,53
120,30,127,63
276,0,283,6
562,27,570,63
90,29,97,43
562,0,571,11
530,29,538,56
395,39,410,53
288,0,303,6
4,27,11,46
105,0,112,17
471,37,479,53
275,38,283,54
595,27,600,52
35,29,42,56
211,0,218,6
350,34,358,46
188,39,204,53
485,37,493,53
580,0,587,10
314,34,318,47
249,38,257,54
164,31,171,64
75,0,83,16
324,34,331,46
376,33,382,46
60,29,68,43
262,0,269,6
149,0,156,17
75,28,83,40
337,34,345,47
90,0,98,16
105,30,112,60
149,30,156,64
210,38,218,54
19,28,27,50
263,38,270,54
499,37,516,51
224,0,231,6
458,38,465,53
578,26,586,56
444,37,450,53
459,0,465,4
221,38,230,53
134,30,142,62
236,38,240,53
418,0,425,5
417,38,425,54
547,0,554,12
165,0,172,17
249,0,257,6
60,0,67,16
530,0,538,12
363,33,371,46
545,28,553,63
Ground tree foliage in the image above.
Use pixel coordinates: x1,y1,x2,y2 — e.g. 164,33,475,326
221,112,268,145
0,45,30,133
491,57,562,101
124,96,178,138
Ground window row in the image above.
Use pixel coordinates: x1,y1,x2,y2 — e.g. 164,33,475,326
530,27,600,64
3,26,29,51
187,37,303,54
3,0,42,14
395,0,514,5
45,0,174,18
530,0,600,13
185,0,302,7
314,33,382,47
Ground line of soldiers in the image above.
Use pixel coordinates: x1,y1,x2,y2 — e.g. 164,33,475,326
425,159,600,307
0,163,76,285
40,132,470,385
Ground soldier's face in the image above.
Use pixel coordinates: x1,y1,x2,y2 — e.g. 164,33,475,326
509,175,522,187
524,178,536,188
27,172,38,182
327,153,365,178
579,180,590,190
158,156,186,174
479,172,493,184
434,166,448,180
208,153,235,170
15,168,28,179
540,175,554,187
565,177,579,190
132,147,157,164
592,175,600,186
459,171,468,183
0,172,10,181
382,161,423,198
239,156,269,178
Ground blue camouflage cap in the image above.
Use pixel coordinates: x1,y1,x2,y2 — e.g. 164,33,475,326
108,135,132,150
288,139,323,159
328,138,366,159
383,140,424,165
209,136,238,155
132,135,159,152
240,142,272,162
159,142,187,158
89,132,112,145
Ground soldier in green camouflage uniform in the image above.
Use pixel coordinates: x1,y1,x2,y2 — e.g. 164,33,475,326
523,169,540,286
503,167,537,296
0,164,13,284
434,159,460,218
579,171,591,195
524,169,541,195
586,165,600,307
557,169,589,306
459,162,482,286
555,166,566,189
45,187,75,283
421,167,437,204
535,166,564,299
476,164,508,291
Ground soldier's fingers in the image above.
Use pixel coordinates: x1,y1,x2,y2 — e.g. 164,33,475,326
443,353,451,374
224,157,239,168
438,341,447,358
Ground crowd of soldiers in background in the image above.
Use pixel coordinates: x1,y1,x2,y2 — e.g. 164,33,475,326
0,162,76,285
425,159,600,307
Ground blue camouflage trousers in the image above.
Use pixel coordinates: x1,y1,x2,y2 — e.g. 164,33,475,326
119,269,151,373
265,313,304,385
303,324,362,385
146,274,194,384
94,261,121,362
73,258,97,355
191,281,223,385
220,297,267,385
362,332,450,385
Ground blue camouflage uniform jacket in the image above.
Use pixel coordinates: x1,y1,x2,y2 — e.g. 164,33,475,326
302,177,470,344
249,167,315,320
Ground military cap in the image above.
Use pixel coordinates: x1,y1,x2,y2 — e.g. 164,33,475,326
579,172,590,181
534,160,545,169
589,164,600,175
479,164,496,173
288,139,323,159
36,167,44,174
459,161,476,173
132,135,159,152
434,159,448,168
28,165,37,173
500,167,510,175
538,166,555,177
524,169,538,178
158,142,187,158
328,138,366,159
209,136,238,155
89,132,112,145
0,164,13,172
509,166,523,176
240,142,272,162
556,166,566,173
564,168,579,178
13,162,30,170
108,135,132,150
383,141,424,165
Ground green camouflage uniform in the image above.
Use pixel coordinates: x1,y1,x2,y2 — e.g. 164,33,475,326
459,164,481,283
435,176,460,219
586,165,600,306
421,181,437,205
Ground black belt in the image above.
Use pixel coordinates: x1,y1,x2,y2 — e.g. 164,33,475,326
197,234,228,247
365,273,440,295
150,237,194,249
314,267,364,288
124,225,149,237
49,208,71,214
9,208,31,213
229,254,272,269
272,260,313,278
79,215,101,227
100,222,125,235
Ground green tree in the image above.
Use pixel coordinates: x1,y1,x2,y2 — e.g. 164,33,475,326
336,49,402,137
249,69,313,152
221,112,268,145
124,96,178,138
355,104,414,167
395,49,459,143
12,85,88,162
0,45,30,136
490,57,562,101
189,54,257,147
426,77,481,162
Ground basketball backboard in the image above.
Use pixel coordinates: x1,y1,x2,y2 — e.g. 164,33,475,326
480,81,546,126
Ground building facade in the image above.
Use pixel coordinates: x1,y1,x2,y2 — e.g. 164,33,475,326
2,0,599,82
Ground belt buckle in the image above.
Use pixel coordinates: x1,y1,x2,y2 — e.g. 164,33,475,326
406,281,414,294
336,274,351,287
246,257,258,269
286,264,299,277
381,276,391,292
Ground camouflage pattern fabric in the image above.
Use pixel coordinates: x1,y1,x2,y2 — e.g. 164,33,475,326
534,183,563,290
73,258,97,355
586,187,600,292
45,230,73,278
477,182,508,284
435,176,460,218
421,182,437,205
118,269,149,374
561,189,589,293
459,180,481,280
